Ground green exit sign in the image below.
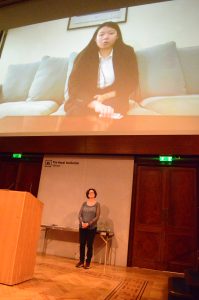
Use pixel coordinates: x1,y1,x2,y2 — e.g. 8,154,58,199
12,153,23,159
159,156,173,162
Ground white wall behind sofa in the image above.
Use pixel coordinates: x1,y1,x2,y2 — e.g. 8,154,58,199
0,0,199,82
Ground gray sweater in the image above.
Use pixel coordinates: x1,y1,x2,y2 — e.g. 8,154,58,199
78,201,100,229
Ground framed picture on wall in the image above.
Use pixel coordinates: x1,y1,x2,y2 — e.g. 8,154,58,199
67,8,128,30
0,30,7,58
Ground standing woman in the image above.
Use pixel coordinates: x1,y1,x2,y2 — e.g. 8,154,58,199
76,188,100,269
64,21,139,117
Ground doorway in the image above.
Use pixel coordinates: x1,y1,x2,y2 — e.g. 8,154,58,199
128,157,198,272
0,154,43,196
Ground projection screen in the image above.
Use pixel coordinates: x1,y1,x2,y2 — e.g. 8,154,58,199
0,0,198,136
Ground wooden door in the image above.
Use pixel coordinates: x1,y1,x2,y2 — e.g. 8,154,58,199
165,167,197,272
130,164,198,272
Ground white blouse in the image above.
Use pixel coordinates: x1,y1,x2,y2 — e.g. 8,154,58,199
97,50,115,89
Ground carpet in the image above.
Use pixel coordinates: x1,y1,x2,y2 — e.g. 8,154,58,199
105,278,148,300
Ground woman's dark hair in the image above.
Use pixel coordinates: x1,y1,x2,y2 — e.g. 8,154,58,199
86,188,97,198
80,21,125,56
90,21,123,47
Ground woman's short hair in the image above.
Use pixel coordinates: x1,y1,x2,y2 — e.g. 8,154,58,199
86,188,97,198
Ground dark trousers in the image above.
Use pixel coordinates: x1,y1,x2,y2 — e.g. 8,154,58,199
79,227,97,263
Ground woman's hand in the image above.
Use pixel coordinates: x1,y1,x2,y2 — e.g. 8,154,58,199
88,90,116,117
89,100,114,118
94,91,116,103
82,222,89,228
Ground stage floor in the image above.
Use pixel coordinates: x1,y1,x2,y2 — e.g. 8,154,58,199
0,254,183,300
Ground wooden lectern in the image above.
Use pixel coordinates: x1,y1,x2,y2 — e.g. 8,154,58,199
0,190,43,285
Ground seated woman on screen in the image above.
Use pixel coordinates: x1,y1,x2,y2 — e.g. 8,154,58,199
64,21,139,118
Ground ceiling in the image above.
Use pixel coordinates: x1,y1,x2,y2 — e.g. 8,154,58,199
0,0,171,8
0,0,172,29
0,0,28,8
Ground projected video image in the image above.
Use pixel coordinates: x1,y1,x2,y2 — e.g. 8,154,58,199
0,0,198,135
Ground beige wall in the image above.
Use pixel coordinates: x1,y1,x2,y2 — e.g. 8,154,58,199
37,155,134,266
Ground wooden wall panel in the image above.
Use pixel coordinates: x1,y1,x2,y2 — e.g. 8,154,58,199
0,160,18,189
0,135,198,155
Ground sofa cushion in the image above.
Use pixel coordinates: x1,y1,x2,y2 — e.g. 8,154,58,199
128,100,160,115
0,100,59,119
28,56,68,104
51,103,66,115
140,95,199,115
136,42,186,99
1,61,39,102
178,46,199,94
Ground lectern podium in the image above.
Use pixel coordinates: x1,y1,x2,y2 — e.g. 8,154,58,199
0,190,43,285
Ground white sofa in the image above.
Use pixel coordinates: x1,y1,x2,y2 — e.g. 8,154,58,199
0,41,199,118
